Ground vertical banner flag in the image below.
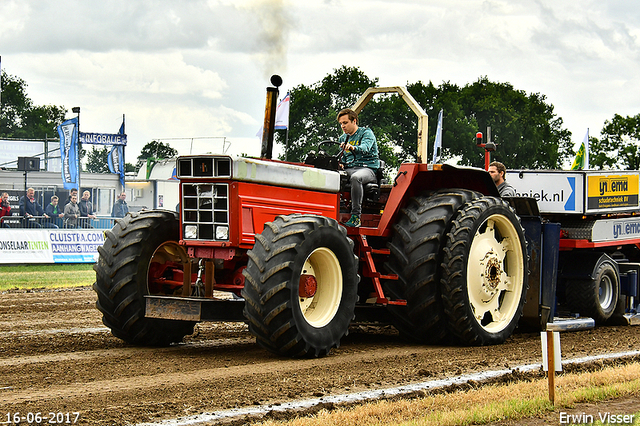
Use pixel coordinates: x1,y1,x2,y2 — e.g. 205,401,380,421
57,117,79,190
571,129,589,170
257,92,290,136
108,145,125,187
432,109,443,164
107,118,126,187
274,92,290,130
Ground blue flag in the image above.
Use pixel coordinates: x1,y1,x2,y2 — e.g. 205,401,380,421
107,118,126,187
108,145,125,187
57,117,79,190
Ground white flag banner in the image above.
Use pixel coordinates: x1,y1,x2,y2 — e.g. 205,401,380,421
432,109,443,164
274,92,290,130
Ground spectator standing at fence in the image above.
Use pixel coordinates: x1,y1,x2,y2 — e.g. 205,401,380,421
64,193,80,228
64,188,78,209
45,195,65,228
0,192,11,228
19,188,45,228
79,190,97,228
111,192,129,218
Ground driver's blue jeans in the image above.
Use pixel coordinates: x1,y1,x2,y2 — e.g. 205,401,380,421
346,167,376,216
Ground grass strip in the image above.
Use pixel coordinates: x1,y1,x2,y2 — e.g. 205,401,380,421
256,362,640,426
0,264,95,290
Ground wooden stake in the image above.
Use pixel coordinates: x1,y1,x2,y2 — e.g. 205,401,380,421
547,330,555,404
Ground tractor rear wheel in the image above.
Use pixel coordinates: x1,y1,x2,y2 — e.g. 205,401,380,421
242,214,359,358
385,190,480,343
440,196,528,345
93,210,196,346
566,257,619,324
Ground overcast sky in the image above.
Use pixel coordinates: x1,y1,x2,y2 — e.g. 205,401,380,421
1,0,638,162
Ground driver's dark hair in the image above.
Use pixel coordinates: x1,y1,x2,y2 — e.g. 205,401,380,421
337,108,358,122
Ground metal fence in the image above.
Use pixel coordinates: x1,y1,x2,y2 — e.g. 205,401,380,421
0,215,116,230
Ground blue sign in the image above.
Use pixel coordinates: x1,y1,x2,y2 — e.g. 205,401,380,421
80,132,127,146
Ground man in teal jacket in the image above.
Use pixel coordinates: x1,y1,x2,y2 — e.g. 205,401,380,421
337,108,380,227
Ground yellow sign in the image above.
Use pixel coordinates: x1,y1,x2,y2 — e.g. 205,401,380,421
587,173,639,210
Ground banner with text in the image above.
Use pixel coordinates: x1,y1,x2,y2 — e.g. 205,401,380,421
0,229,105,264
57,117,79,190
80,132,127,146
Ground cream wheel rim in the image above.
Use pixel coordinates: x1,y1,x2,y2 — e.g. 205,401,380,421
298,247,343,328
466,214,524,333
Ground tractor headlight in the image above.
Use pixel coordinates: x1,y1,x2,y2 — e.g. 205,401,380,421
216,225,229,240
184,225,197,239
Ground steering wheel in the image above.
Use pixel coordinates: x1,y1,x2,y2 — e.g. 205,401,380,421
318,139,346,160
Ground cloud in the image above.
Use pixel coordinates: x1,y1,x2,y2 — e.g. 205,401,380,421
1,0,639,163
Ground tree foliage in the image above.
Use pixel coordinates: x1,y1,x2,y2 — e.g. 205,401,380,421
85,146,110,173
278,66,379,164
136,140,178,171
278,67,573,170
589,113,640,170
0,70,67,139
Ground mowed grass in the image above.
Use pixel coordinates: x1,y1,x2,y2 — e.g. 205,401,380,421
257,362,640,426
0,264,96,290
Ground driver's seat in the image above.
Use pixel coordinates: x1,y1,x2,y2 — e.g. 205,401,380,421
363,160,385,202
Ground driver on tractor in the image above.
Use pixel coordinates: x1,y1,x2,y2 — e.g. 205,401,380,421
337,108,380,227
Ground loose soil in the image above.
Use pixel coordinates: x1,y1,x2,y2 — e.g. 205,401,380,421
1,287,639,425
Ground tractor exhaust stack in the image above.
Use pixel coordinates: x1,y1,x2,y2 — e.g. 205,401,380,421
260,75,283,159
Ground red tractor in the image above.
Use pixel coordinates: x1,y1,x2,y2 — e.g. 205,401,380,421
93,79,531,357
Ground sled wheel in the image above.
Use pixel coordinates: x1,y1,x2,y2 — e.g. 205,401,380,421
385,190,481,343
566,258,619,324
242,214,359,358
93,210,196,346
441,196,528,345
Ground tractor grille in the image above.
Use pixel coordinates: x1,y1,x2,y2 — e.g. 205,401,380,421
181,183,229,241
177,156,231,178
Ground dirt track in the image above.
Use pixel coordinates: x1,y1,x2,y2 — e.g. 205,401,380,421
1,286,639,425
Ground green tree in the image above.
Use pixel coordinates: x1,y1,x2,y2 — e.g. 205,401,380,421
280,69,573,170
85,146,110,173
0,70,66,139
279,66,379,164
589,114,640,170
456,77,572,169
136,140,178,171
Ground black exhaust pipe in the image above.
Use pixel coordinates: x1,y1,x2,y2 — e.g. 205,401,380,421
260,75,283,159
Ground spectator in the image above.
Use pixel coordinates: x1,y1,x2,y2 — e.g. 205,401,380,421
111,192,129,218
64,193,81,228
78,190,97,228
0,192,11,228
488,161,516,197
45,195,65,228
64,188,79,209
19,187,45,228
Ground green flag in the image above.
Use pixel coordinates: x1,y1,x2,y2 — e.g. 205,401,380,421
146,157,162,180
571,142,585,170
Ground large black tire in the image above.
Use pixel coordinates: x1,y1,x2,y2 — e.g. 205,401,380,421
242,214,359,358
93,210,196,346
385,190,481,343
440,196,528,345
566,258,619,324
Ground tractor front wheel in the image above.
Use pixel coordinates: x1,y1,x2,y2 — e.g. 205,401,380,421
242,214,359,358
93,210,196,346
